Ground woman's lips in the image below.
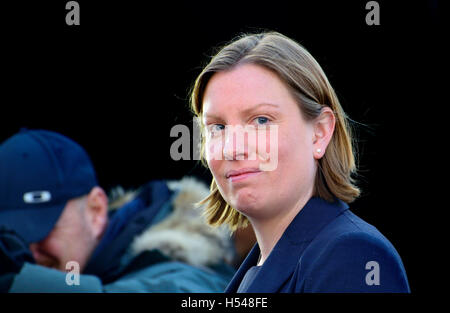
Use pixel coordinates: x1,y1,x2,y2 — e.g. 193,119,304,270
226,168,262,182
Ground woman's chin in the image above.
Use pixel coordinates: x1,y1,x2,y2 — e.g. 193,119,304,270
231,198,262,218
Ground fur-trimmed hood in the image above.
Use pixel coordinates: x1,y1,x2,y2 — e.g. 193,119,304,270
115,177,234,268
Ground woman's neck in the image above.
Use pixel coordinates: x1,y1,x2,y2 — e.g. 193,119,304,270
251,191,313,266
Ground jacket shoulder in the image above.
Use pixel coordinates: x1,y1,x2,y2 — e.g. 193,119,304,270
297,210,410,292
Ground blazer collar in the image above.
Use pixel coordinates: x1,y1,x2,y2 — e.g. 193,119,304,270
225,196,349,293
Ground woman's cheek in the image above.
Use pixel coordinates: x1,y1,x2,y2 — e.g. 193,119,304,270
206,138,233,201
205,137,224,174
256,125,279,172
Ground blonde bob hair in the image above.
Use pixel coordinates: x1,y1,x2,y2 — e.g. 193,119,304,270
190,32,360,231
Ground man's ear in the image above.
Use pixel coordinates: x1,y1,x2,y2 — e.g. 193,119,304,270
312,107,336,159
86,187,108,239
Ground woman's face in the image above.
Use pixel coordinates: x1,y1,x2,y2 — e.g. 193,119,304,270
202,63,320,221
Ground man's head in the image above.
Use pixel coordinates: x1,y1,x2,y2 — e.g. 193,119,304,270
0,129,108,271
29,187,108,271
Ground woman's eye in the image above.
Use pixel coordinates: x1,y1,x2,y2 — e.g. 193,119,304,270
208,124,225,135
213,124,225,131
255,117,269,125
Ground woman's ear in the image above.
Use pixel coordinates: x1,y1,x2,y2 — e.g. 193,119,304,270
85,187,108,239
312,107,336,159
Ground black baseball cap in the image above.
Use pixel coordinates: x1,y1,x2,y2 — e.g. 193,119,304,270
0,129,98,243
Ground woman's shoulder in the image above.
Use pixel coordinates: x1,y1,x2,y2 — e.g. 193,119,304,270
314,207,394,249
303,208,406,271
297,209,410,292
299,205,408,268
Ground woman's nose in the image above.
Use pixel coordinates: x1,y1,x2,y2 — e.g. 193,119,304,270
223,125,247,161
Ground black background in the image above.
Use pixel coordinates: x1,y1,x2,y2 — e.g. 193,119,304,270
0,0,444,295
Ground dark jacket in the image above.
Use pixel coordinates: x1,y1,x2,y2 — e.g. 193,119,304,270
225,197,410,293
8,178,235,292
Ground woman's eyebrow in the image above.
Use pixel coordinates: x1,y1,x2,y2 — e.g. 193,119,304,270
241,102,280,114
203,113,226,125
203,103,280,121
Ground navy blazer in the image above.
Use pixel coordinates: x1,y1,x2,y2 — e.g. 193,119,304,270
225,197,410,293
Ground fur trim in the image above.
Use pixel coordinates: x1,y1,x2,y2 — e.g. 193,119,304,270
130,177,234,267
108,186,137,210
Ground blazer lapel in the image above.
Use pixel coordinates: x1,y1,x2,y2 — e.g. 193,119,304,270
240,197,349,293
225,243,260,292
